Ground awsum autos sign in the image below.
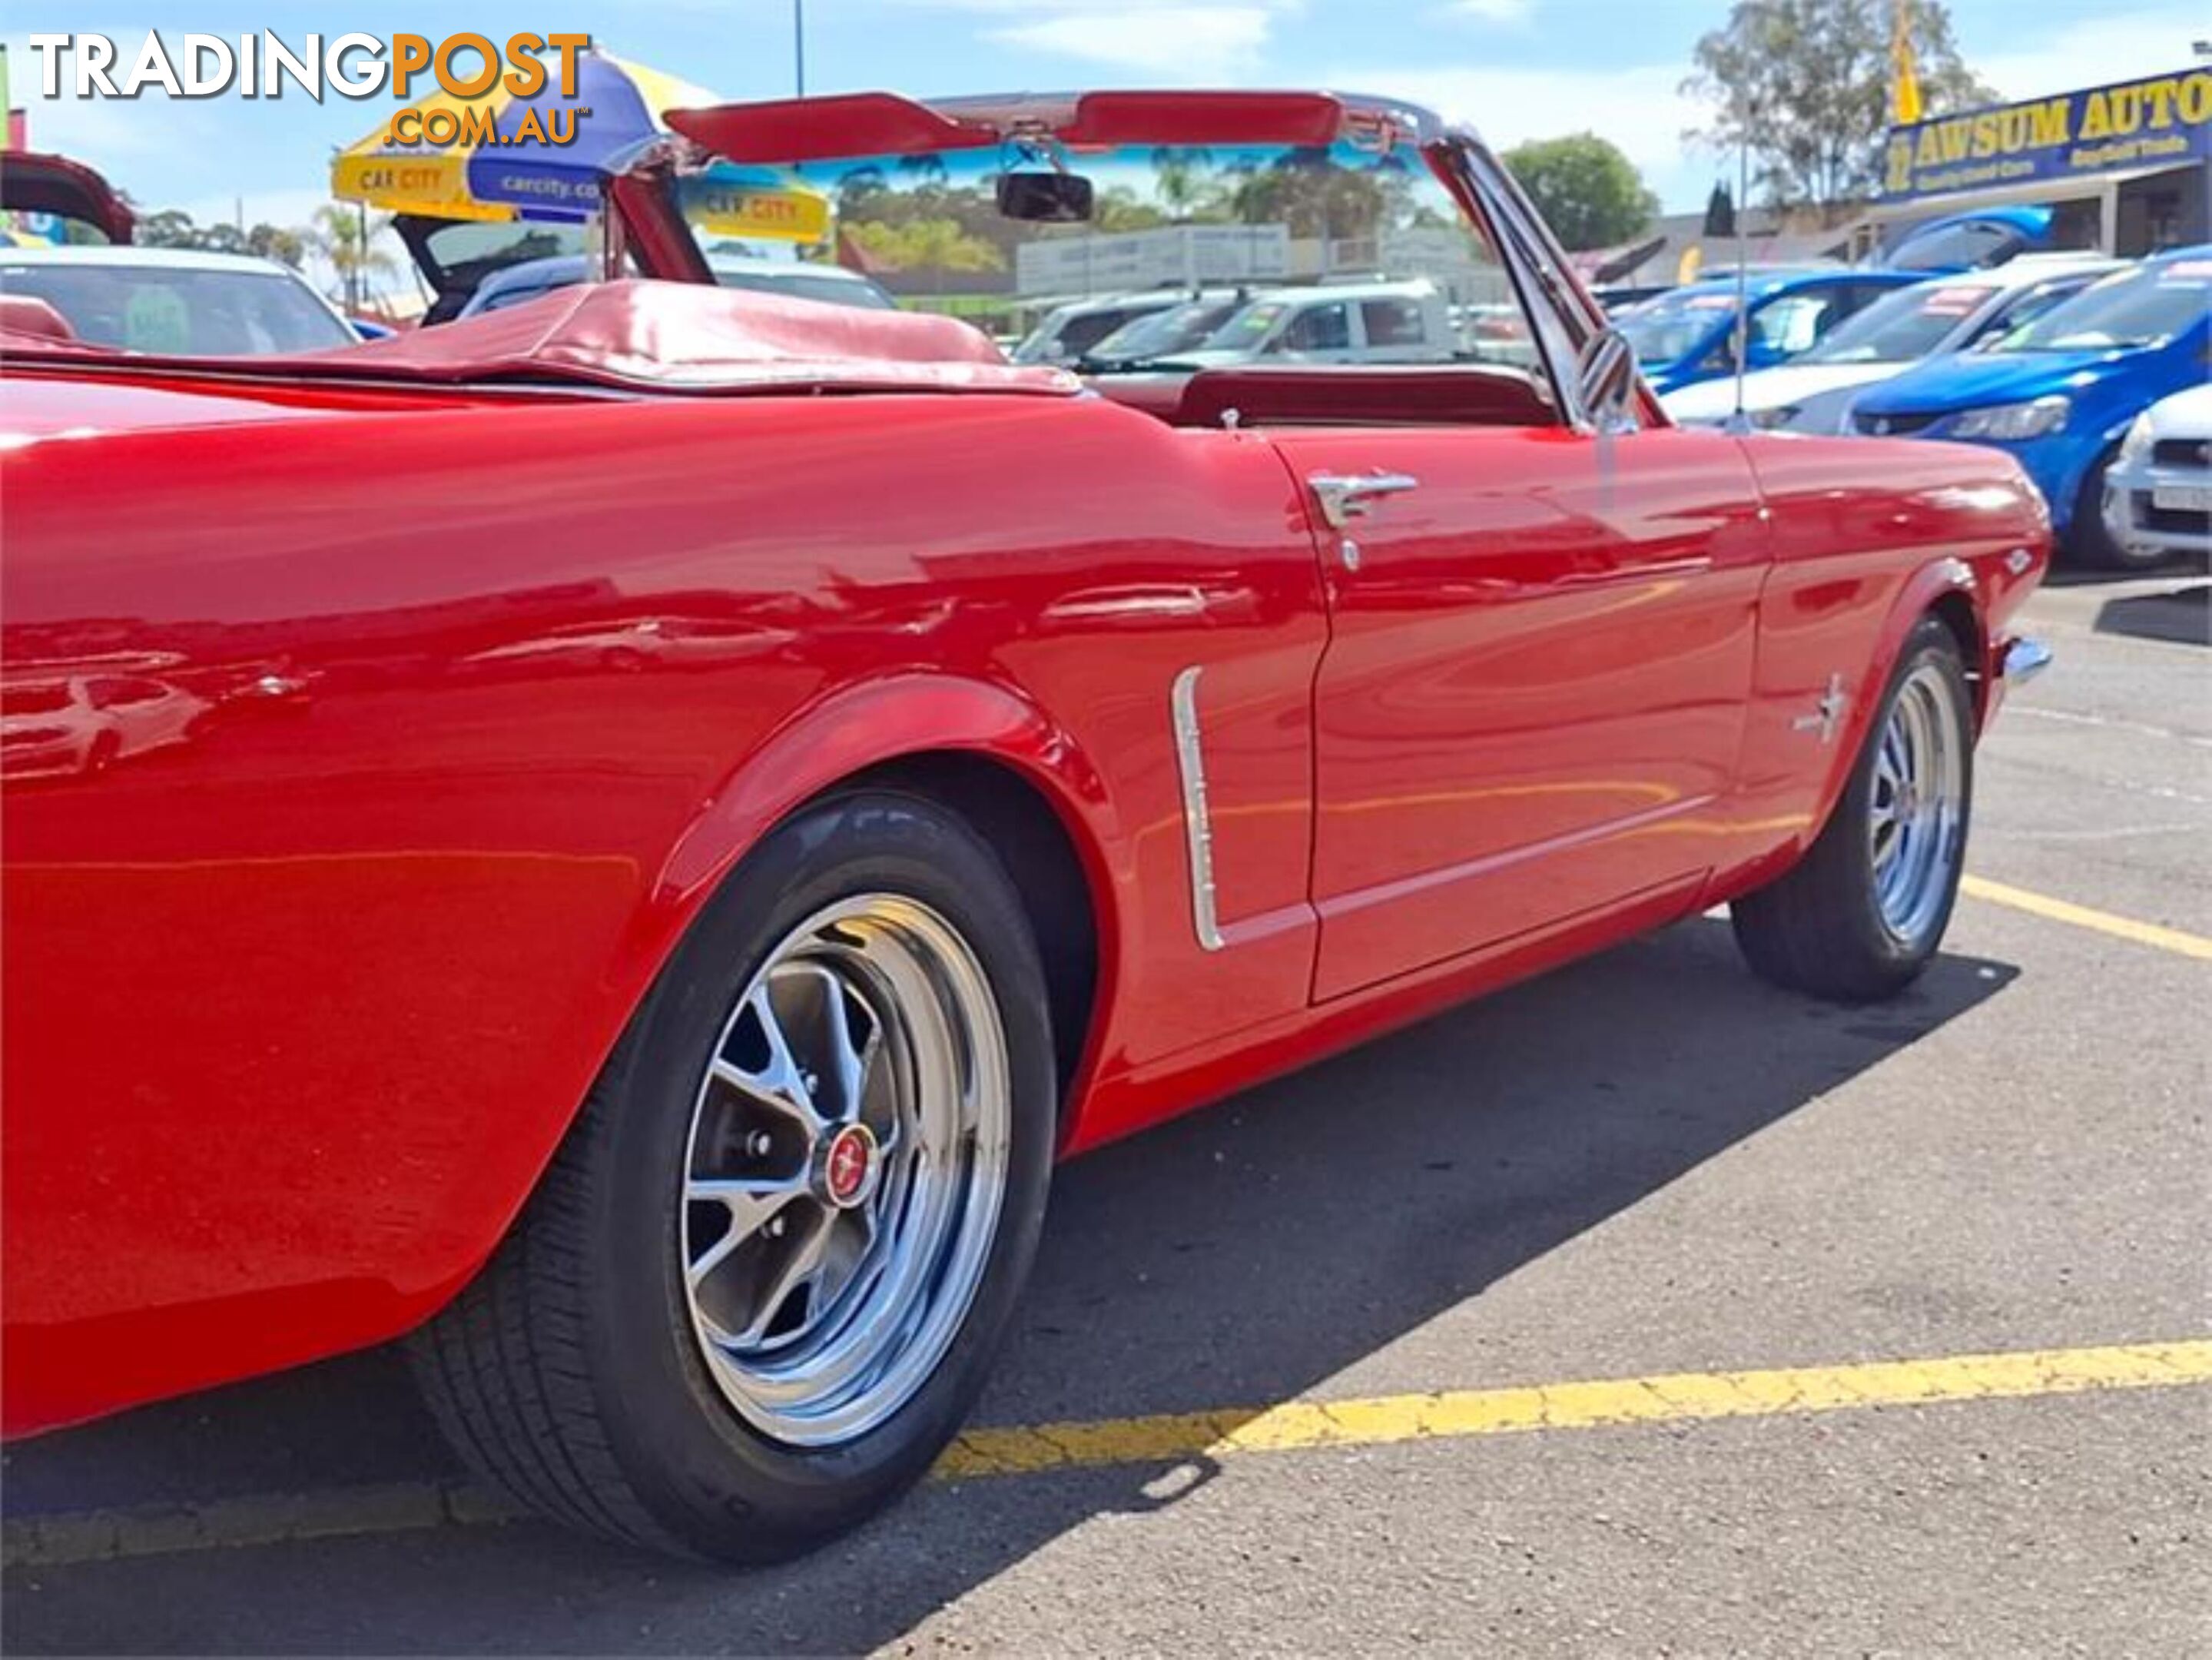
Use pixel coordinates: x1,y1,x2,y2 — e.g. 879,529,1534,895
1883,68,2210,203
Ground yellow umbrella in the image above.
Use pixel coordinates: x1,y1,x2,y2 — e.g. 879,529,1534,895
333,81,519,220
333,51,721,224
332,51,832,241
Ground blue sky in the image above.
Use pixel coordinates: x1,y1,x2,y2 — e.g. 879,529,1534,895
8,1,2206,235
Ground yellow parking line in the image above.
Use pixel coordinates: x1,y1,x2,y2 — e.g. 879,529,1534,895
934,1339,2212,1479
1962,875,2212,961
7,1340,2206,1568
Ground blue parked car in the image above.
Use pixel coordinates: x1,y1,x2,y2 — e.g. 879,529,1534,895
1849,246,2212,569
1617,267,1924,395
1884,205,2057,272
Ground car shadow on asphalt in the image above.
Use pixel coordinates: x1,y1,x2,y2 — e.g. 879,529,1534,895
2045,551,2208,592
2093,583,2209,647
2,918,2018,1655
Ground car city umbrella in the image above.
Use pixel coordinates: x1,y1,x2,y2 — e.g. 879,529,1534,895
331,50,716,223
332,51,833,243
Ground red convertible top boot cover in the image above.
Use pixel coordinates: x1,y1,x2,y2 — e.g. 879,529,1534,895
0,279,1078,399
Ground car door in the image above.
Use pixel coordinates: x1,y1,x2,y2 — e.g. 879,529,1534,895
1277,149,1772,1001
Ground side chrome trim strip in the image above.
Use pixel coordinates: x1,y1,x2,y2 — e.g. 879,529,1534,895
1169,666,1225,952
2003,637,2053,686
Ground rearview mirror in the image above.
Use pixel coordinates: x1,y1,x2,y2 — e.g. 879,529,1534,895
997,171,1093,224
1575,327,1638,430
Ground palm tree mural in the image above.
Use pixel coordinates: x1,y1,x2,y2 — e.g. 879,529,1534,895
1148,146,1219,221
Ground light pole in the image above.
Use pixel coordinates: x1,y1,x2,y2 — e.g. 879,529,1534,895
794,0,807,96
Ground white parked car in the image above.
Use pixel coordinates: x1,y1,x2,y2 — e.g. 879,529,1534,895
1172,278,1457,367
1661,255,2117,434
0,674,210,780
0,244,361,354
2102,383,2212,565
1010,291,1185,364
1074,288,1252,368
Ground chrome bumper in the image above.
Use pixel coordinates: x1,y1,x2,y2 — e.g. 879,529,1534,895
2003,636,2053,686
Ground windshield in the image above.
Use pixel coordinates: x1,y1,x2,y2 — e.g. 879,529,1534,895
416,219,585,284
1616,288,1736,364
1972,277,2094,344
1012,299,1172,364
1800,281,1993,364
1081,295,1246,365
700,132,1510,368
0,261,353,354
1992,259,2212,353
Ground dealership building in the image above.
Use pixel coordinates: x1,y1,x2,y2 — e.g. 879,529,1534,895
1875,66,2210,257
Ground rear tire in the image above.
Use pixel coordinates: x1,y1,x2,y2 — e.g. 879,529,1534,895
410,790,1056,1561
1732,617,1973,1002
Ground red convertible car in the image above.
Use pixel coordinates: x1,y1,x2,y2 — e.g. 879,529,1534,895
2,91,2051,1562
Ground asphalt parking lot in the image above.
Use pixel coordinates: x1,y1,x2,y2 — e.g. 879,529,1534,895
5,569,2207,1656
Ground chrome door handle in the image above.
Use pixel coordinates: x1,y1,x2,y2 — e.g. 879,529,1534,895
1306,471,1419,530
1307,472,1417,573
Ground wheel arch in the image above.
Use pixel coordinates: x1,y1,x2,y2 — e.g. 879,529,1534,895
400,674,1123,1356
835,749,1106,1116
644,672,1123,1136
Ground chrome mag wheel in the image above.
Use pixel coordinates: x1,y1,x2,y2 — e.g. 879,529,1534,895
680,895,1010,1447
1868,661,1967,948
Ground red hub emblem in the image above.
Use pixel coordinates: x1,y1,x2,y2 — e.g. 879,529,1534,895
821,1124,877,1209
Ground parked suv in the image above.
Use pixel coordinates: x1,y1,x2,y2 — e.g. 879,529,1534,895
1172,279,1458,367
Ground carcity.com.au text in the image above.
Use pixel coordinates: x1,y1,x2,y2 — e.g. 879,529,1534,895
23,32,597,145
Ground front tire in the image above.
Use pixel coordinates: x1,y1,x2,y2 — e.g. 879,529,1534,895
2071,450,2164,572
1732,617,1973,1002
411,790,1056,1561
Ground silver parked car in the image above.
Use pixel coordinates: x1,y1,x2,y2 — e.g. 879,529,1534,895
2103,383,2212,566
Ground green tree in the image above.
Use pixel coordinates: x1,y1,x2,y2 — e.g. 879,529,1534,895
131,205,310,269
1093,186,1169,233
136,208,203,248
1683,0,1995,210
308,203,396,311
1501,134,1660,251
1225,148,1391,242
1149,147,1230,222
842,217,1003,294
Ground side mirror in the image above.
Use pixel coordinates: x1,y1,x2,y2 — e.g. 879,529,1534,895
1575,327,1638,429
997,171,1093,224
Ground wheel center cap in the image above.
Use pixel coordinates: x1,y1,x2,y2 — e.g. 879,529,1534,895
819,1124,878,1210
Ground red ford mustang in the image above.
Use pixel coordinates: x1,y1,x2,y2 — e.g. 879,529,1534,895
1,91,2051,1561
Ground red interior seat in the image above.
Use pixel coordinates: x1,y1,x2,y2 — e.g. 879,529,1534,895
1174,364,1554,429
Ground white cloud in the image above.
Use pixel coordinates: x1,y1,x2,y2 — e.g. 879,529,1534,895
1968,5,2207,101
986,6,1278,79
1444,0,1534,24
1359,61,1705,187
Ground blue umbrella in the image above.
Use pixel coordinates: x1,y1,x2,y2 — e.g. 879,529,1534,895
464,51,720,221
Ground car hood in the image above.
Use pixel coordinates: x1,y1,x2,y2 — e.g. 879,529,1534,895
2139,380,2212,439
1853,347,2129,416
1663,362,1898,421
